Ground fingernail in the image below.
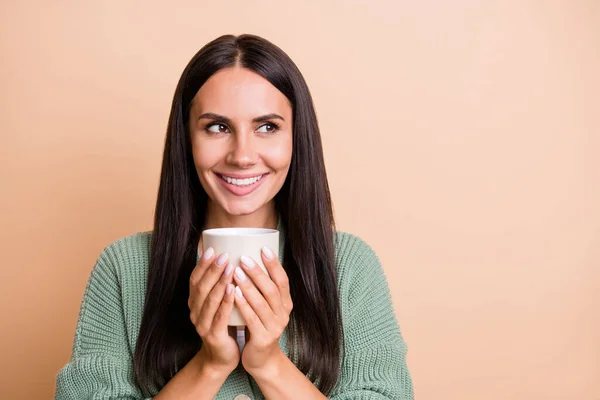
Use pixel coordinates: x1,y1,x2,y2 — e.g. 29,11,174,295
203,247,214,261
216,253,228,266
235,267,247,282
262,246,274,260
235,286,244,299
226,283,233,295
240,255,255,269
224,263,234,276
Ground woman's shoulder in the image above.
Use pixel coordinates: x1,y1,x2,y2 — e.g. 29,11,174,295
85,231,153,333
99,231,152,261
102,230,153,254
92,231,153,287
333,231,385,285
332,231,396,323
334,231,380,265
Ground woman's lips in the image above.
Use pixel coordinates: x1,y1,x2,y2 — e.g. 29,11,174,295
216,172,269,196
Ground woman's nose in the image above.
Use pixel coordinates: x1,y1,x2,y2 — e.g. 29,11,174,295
226,134,258,168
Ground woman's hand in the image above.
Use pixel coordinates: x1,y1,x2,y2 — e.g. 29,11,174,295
188,248,240,376
232,246,293,377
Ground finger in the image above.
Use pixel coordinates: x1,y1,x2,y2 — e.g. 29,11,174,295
240,255,285,317
233,267,279,331
194,253,230,307
234,285,267,337
213,283,235,336
199,263,235,329
190,247,216,285
261,247,293,313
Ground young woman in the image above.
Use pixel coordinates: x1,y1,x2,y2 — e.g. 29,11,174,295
55,34,413,400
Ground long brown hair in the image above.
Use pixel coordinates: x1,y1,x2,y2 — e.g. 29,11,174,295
133,34,342,396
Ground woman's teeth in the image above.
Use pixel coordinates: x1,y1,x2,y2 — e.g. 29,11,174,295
220,174,264,186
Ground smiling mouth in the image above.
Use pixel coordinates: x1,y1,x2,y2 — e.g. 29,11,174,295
217,173,267,187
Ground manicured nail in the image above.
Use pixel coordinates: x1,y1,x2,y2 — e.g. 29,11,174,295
262,246,274,260
216,253,228,266
224,263,234,277
226,283,233,295
203,247,214,261
234,267,247,282
240,255,255,269
235,286,244,299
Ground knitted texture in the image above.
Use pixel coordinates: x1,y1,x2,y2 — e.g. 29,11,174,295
55,231,413,399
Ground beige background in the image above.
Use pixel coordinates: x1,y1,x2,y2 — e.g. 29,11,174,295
1,1,599,399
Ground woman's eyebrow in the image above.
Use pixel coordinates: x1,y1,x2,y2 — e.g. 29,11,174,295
197,112,285,123
197,112,231,123
252,113,285,123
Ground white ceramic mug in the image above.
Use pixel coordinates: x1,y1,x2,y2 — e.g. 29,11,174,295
201,227,279,326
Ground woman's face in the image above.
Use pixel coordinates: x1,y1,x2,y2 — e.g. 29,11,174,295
188,67,293,218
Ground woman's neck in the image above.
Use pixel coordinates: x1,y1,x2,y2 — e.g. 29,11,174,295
203,201,279,230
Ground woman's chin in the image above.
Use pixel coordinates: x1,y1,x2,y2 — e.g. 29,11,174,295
222,202,263,217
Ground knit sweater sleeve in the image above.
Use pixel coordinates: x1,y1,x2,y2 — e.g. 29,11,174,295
330,233,414,400
54,240,149,400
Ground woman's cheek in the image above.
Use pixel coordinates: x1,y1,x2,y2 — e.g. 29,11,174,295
261,139,292,169
194,141,228,169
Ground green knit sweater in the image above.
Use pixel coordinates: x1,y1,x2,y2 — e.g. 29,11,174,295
55,230,413,399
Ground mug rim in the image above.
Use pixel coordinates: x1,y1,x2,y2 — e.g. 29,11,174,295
202,227,279,236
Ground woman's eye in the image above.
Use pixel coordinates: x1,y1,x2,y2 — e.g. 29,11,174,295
206,123,228,133
256,123,278,134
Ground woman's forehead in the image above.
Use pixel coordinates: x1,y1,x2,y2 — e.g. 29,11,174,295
191,67,291,120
